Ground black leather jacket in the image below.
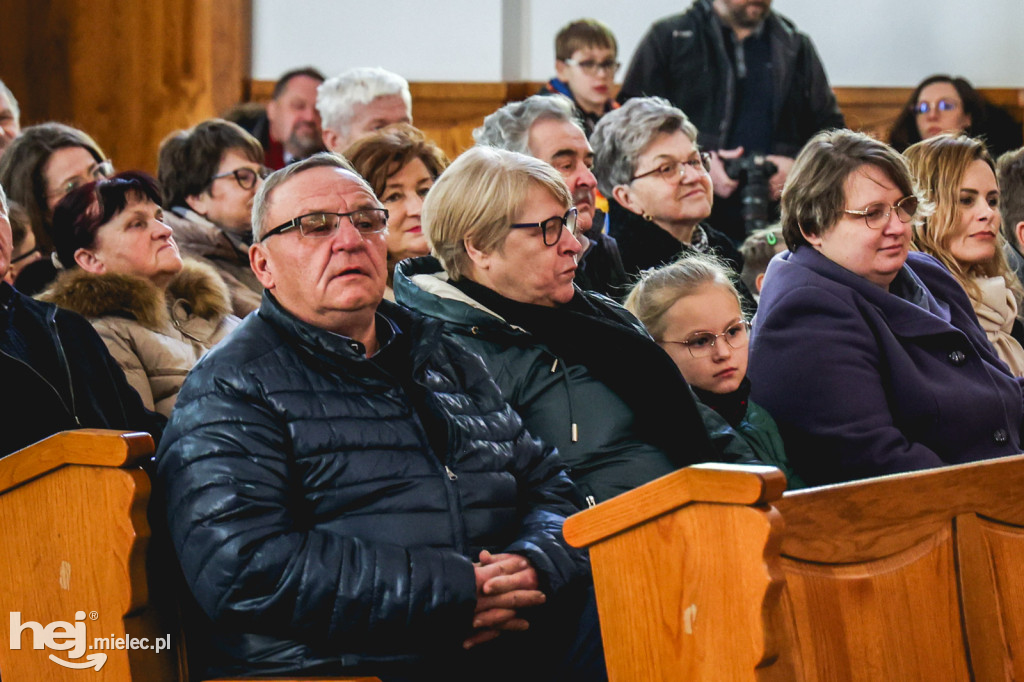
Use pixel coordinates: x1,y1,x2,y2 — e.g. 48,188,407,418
156,292,588,678
619,0,844,157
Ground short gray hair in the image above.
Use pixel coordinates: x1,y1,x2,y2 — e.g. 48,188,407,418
0,79,19,120
316,67,411,138
473,94,583,155
591,96,698,197
0,181,8,217
251,152,365,242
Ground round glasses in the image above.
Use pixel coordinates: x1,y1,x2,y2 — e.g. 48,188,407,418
843,195,918,230
914,99,959,115
210,166,271,190
664,321,751,358
632,153,712,182
509,207,579,247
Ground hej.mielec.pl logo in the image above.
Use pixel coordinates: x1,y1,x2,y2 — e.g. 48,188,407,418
9,610,171,671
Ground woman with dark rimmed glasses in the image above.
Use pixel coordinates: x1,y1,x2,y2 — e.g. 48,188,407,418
394,145,756,505
748,128,1024,486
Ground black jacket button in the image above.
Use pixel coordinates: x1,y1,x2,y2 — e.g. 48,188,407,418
948,350,967,366
994,428,1009,444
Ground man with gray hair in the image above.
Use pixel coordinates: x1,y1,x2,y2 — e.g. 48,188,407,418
156,152,604,681
474,94,627,298
0,79,21,156
317,67,412,154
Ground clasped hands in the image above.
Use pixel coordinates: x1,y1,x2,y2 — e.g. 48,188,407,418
462,550,544,650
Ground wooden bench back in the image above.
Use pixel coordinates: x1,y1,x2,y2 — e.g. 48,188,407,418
564,456,1024,681
0,430,379,682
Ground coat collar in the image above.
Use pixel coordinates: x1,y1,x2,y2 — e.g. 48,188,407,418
38,259,232,330
783,247,957,339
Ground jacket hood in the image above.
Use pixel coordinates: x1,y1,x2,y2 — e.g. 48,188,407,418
39,259,232,329
393,256,516,329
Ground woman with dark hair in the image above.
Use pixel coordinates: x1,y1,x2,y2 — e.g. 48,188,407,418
158,118,268,316
888,75,1023,157
344,124,448,298
40,171,238,416
748,129,1024,485
0,122,112,293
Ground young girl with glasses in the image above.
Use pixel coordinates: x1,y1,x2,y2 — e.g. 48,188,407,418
625,251,801,487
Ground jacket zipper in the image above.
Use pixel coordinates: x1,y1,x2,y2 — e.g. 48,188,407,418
47,308,80,424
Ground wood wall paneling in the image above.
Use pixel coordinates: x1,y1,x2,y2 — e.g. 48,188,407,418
0,0,251,176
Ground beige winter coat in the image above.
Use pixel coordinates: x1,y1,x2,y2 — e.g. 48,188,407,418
163,208,263,317
39,260,240,416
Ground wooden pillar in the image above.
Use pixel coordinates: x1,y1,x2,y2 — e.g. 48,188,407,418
0,0,251,174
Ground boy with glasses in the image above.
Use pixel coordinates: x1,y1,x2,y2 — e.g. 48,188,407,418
540,18,620,138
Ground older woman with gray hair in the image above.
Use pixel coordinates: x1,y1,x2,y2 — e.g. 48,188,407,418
591,96,746,295
394,145,754,504
749,128,1024,485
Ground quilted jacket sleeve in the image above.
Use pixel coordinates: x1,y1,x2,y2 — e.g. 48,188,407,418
156,358,478,650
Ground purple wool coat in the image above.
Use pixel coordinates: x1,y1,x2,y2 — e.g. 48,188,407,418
749,247,1024,485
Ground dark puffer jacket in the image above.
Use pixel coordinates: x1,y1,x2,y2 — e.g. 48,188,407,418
394,256,756,505
156,292,588,678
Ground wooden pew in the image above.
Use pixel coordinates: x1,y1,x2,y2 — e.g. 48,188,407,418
0,430,378,682
564,457,1024,681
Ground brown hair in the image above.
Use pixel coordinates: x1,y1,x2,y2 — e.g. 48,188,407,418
158,119,263,208
781,129,919,251
342,124,448,199
555,18,617,61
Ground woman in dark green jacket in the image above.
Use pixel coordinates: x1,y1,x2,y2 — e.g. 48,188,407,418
395,146,755,505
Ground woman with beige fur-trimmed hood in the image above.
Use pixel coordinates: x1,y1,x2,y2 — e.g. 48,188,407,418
41,171,239,416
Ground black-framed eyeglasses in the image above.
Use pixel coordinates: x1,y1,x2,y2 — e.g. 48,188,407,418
914,99,959,115
210,166,271,190
663,320,751,358
259,209,389,243
843,195,919,230
48,159,114,198
11,247,41,265
509,207,579,247
562,58,620,76
632,153,712,182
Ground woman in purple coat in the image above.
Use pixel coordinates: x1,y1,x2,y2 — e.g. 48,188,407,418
749,129,1024,486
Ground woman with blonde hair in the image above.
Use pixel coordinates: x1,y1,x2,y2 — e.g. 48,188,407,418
625,252,800,487
905,133,1024,375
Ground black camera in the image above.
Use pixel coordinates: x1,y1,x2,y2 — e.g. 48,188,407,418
723,154,778,235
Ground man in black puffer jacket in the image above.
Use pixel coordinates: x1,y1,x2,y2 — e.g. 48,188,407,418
155,153,602,681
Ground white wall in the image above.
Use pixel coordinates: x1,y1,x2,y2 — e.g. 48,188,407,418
253,0,1024,87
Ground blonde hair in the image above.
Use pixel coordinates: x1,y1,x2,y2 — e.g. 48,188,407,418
422,146,571,281
624,252,742,340
905,133,1022,303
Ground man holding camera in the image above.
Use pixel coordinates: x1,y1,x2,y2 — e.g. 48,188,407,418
619,0,844,241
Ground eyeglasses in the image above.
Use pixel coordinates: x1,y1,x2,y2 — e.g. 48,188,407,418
664,321,751,358
259,209,389,243
47,159,114,198
632,153,712,182
509,207,579,247
914,99,960,115
210,166,271,190
562,58,620,76
11,246,41,265
843,195,919,230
